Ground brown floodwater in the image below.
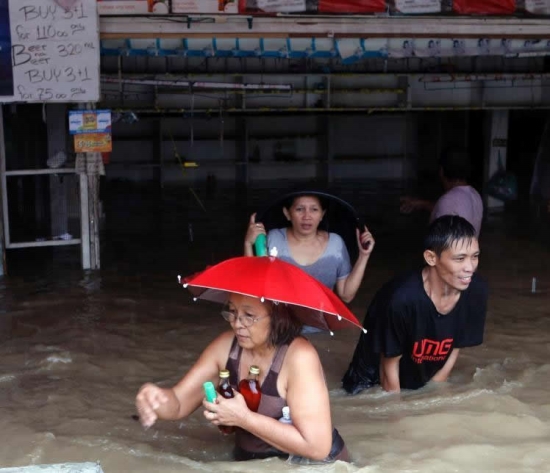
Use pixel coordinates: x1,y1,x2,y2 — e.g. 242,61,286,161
1,184,549,473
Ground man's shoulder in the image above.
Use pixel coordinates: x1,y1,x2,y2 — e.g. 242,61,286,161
375,270,423,308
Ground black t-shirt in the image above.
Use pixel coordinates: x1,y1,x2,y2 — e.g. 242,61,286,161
342,270,488,392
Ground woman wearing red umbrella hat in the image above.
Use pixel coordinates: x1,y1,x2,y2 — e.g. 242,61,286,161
135,257,361,463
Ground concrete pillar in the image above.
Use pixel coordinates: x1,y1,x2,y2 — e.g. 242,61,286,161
46,104,69,238
484,110,509,211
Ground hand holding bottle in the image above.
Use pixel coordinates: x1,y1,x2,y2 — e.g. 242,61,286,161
202,389,251,428
245,213,267,255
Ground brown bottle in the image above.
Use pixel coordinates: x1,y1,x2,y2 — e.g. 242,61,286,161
238,365,262,412
217,369,236,434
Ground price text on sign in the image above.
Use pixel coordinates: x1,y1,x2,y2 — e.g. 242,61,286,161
2,0,99,103
74,133,112,153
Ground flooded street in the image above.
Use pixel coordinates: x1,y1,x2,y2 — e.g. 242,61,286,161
0,184,549,473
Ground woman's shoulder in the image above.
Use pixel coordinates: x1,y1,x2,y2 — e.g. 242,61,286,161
327,231,345,245
267,228,287,240
284,337,322,364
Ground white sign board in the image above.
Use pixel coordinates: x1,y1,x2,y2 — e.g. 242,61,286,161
525,0,550,14
394,0,441,13
1,0,100,103
256,0,306,12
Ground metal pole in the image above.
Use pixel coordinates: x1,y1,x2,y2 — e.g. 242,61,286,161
80,169,91,270
88,171,100,269
0,107,7,275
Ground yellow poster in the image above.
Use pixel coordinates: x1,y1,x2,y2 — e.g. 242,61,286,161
74,133,112,153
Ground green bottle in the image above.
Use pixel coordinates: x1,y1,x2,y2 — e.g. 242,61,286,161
203,381,217,403
254,234,267,256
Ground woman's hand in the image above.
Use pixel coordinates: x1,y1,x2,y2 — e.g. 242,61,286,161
244,213,266,247
135,383,170,428
357,225,375,257
202,390,250,427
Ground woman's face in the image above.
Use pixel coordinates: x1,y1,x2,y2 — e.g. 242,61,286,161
283,196,325,236
224,294,271,349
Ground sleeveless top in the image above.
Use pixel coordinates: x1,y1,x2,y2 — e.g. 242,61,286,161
226,337,288,454
225,337,348,463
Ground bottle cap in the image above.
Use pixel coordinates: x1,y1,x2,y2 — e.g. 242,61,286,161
219,369,230,378
249,365,260,375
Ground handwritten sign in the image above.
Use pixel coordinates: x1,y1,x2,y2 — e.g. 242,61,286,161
1,0,99,103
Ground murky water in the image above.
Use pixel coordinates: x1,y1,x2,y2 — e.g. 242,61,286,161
1,184,549,472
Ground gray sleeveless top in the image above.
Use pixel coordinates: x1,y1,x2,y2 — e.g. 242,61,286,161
226,337,288,454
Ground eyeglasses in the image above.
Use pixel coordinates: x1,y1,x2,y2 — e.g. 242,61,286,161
221,310,268,327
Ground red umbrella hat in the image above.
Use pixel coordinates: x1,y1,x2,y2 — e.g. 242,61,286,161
179,255,365,334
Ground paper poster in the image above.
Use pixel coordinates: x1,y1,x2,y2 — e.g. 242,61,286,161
74,133,112,153
2,0,100,103
69,110,111,134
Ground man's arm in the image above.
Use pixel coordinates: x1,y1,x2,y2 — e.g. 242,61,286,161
431,348,460,382
379,354,402,392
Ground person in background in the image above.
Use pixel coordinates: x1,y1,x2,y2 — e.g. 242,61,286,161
401,149,483,237
135,292,349,463
244,193,375,304
342,215,488,394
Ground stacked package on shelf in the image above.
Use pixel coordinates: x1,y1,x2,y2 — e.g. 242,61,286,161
452,0,516,14
97,0,170,15
172,0,238,13
237,0,315,13
317,0,386,13
522,0,550,15
389,0,448,14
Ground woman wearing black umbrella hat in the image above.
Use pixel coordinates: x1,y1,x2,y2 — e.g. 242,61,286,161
244,190,375,304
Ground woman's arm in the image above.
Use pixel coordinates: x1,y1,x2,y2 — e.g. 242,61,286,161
136,331,233,427
204,338,333,460
335,226,375,303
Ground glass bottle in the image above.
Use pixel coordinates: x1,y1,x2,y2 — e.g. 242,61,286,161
217,369,236,434
238,365,262,412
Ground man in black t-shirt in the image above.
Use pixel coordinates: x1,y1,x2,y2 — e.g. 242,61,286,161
342,215,488,393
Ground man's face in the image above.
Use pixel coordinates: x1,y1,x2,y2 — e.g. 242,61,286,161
434,237,480,291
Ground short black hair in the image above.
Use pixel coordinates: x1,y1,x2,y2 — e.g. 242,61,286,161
424,215,476,257
439,148,472,181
